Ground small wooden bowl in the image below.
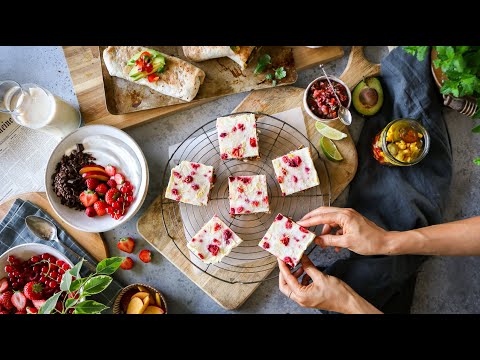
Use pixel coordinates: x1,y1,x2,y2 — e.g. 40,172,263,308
113,283,168,314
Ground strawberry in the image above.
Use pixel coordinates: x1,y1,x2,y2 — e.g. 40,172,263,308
93,200,107,216
120,257,134,270
79,190,98,207
85,206,96,217
139,250,152,263
32,299,46,310
114,173,125,185
95,183,108,196
11,291,26,311
26,306,38,314
105,188,120,205
105,164,117,177
0,277,8,293
117,237,135,254
23,282,44,300
0,291,13,310
106,179,117,189
85,178,99,190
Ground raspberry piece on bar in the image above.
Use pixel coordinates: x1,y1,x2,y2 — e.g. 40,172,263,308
217,113,259,160
272,148,320,196
165,161,214,206
228,175,269,215
187,215,243,264
258,213,316,268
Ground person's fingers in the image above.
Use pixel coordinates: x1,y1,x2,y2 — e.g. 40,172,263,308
314,234,348,248
297,212,346,228
336,229,344,235
299,206,346,221
292,267,304,279
320,224,331,235
301,273,312,286
278,258,303,294
300,256,323,282
278,271,290,296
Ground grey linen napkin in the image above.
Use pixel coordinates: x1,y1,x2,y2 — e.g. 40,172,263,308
0,199,124,314
324,47,453,313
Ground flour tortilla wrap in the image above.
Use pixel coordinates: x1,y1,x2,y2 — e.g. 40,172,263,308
103,46,205,102
182,46,256,70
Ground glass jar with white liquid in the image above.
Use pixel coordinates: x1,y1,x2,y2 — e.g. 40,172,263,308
0,80,81,138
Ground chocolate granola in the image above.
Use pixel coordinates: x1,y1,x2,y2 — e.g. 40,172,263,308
52,144,95,210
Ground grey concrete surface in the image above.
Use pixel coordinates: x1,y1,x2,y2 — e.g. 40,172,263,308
2,46,480,313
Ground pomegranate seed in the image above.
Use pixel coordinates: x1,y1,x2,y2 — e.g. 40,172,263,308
50,271,58,278
5,265,13,273
127,196,134,202
276,214,283,221
262,242,270,249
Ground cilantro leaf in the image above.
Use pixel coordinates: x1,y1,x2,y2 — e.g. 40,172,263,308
254,54,271,74
403,46,429,61
274,67,287,80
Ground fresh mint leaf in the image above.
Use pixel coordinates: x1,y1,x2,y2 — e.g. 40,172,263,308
265,73,273,81
60,271,72,291
82,275,112,296
403,46,429,61
474,158,480,166
73,300,108,314
68,259,84,278
254,54,271,74
96,257,124,275
472,124,480,133
446,46,455,59
433,59,442,69
39,292,62,314
274,67,287,80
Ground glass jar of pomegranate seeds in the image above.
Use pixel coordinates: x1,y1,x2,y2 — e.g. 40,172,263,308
372,118,430,166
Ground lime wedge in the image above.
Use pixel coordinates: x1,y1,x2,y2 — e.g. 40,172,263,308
320,136,343,162
315,121,347,140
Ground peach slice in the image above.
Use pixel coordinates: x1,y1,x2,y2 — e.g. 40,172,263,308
143,306,165,314
79,164,106,175
82,171,109,182
155,293,162,307
137,285,148,292
126,297,144,314
131,292,150,301
140,296,150,314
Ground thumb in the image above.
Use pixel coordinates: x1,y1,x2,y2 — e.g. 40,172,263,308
315,234,347,249
300,256,323,282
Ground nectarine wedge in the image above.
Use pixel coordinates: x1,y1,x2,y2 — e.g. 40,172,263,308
82,171,109,182
143,306,165,314
79,164,106,175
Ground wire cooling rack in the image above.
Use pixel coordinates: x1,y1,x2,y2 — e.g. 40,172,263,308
160,112,331,284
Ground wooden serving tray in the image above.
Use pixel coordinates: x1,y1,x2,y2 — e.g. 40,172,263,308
63,46,344,129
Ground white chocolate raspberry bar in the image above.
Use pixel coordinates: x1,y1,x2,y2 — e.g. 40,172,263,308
187,215,243,264
272,147,320,196
217,113,259,160
258,213,316,268
228,175,269,215
165,161,214,206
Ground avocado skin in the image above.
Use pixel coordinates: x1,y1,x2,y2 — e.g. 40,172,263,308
352,77,384,117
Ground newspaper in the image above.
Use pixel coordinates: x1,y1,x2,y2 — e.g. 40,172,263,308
0,113,59,202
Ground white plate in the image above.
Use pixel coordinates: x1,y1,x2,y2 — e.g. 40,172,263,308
45,125,149,233
0,243,74,279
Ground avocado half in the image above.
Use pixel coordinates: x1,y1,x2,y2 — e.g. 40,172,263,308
352,77,384,116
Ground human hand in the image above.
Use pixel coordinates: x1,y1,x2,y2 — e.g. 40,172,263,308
297,207,390,256
278,256,382,314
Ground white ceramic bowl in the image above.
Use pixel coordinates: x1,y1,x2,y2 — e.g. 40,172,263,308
0,243,74,279
45,125,149,233
303,75,352,123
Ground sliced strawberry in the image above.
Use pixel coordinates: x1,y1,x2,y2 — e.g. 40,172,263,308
114,173,125,185
117,237,135,254
0,277,8,293
32,299,46,310
11,291,26,311
0,291,13,310
105,164,117,177
79,190,98,208
139,250,152,263
26,306,38,314
120,257,134,270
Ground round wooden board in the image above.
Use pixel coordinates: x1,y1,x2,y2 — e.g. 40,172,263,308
0,192,108,262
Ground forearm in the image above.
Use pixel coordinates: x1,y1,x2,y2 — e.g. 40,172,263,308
386,216,480,256
332,282,383,314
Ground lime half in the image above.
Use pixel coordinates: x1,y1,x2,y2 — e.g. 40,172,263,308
315,122,347,140
320,136,343,162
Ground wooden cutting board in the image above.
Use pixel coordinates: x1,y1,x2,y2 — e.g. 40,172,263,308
137,46,380,310
0,192,108,262
63,46,344,129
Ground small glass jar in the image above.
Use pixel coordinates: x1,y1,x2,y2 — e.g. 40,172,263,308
372,118,430,166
